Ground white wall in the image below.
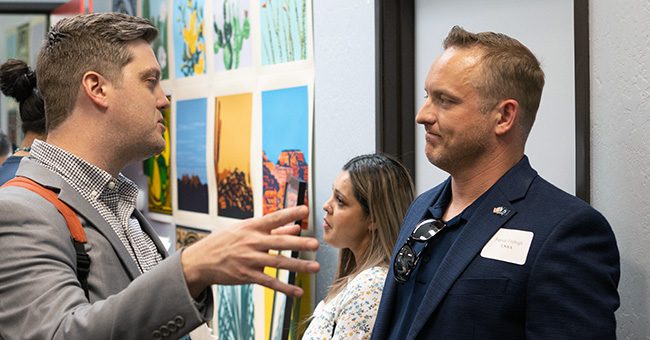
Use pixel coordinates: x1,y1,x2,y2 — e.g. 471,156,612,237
411,1,650,337
414,0,576,195
591,1,650,338
312,0,376,302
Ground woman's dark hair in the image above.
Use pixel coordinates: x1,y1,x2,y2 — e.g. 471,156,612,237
0,132,11,157
0,59,46,135
325,153,414,302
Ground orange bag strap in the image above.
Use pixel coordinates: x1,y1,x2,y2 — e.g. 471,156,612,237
2,176,91,299
2,176,86,243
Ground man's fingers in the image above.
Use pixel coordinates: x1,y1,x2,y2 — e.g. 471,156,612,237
271,224,302,236
247,206,309,233
264,252,320,273
249,251,319,274
247,270,304,297
260,234,319,253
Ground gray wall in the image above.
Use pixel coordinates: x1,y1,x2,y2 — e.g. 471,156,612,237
414,0,576,195
591,1,650,338
409,1,650,338
312,0,376,302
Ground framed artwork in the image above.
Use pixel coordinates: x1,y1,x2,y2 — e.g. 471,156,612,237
217,284,255,340
259,0,309,65
176,98,209,214
113,0,137,15
141,0,170,79
175,225,210,249
144,96,173,214
215,93,254,219
173,0,207,77
16,23,29,63
213,0,252,71
376,0,590,201
261,85,309,215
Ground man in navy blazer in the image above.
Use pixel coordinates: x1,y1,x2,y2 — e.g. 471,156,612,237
371,26,620,339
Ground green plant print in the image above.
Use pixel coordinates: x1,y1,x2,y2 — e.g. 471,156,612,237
217,284,255,340
213,0,251,70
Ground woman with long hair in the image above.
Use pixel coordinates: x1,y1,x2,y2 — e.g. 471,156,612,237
0,59,46,185
303,153,414,339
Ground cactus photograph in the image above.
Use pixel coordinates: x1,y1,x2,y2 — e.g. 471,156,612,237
214,93,254,219
173,0,207,77
260,0,309,65
213,0,252,71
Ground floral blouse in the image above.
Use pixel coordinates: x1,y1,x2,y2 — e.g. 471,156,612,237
302,266,388,340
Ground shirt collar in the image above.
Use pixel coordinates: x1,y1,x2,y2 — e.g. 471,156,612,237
30,139,138,202
427,178,490,227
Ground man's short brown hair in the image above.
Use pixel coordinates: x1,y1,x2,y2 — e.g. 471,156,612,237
443,26,545,140
37,13,158,130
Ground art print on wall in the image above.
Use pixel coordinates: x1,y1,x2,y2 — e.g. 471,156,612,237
215,93,254,219
176,98,209,214
261,85,309,216
141,0,170,79
175,225,210,249
144,96,173,214
173,0,207,77
264,270,313,340
213,0,252,71
16,24,29,63
113,0,137,15
259,0,308,65
217,284,255,340
265,177,307,340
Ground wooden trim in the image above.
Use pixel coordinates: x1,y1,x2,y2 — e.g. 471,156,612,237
375,0,416,178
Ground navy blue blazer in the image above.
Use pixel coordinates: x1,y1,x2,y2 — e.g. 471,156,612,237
372,157,620,340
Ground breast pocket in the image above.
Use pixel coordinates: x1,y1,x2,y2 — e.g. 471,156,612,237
447,278,509,296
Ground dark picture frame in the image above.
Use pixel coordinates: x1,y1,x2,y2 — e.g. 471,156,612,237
375,0,591,202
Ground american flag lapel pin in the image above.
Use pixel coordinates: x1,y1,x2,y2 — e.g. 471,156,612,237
492,206,510,216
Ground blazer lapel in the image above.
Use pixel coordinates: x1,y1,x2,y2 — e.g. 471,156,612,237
17,158,143,279
134,209,169,257
373,182,447,339
406,157,537,339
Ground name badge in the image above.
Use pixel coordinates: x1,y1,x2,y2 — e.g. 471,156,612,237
480,228,534,265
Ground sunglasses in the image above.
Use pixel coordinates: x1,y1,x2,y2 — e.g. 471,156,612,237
393,218,447,283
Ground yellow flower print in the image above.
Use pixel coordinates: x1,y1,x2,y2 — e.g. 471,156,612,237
183,10,198,55
194,53,205,74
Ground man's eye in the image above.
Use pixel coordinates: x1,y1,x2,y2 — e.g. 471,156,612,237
437,95,454,106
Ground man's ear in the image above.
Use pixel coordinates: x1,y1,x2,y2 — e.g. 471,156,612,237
494,99,519,136
81,71,110,109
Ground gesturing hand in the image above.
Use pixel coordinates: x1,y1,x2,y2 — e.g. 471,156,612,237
181,205,320,298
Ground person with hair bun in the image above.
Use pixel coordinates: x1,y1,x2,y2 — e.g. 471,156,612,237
303,153,414,340
0,58,46,185
0,13,319,339
0,132,11,164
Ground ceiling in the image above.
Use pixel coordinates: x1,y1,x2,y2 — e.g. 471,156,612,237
0,0,67,13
